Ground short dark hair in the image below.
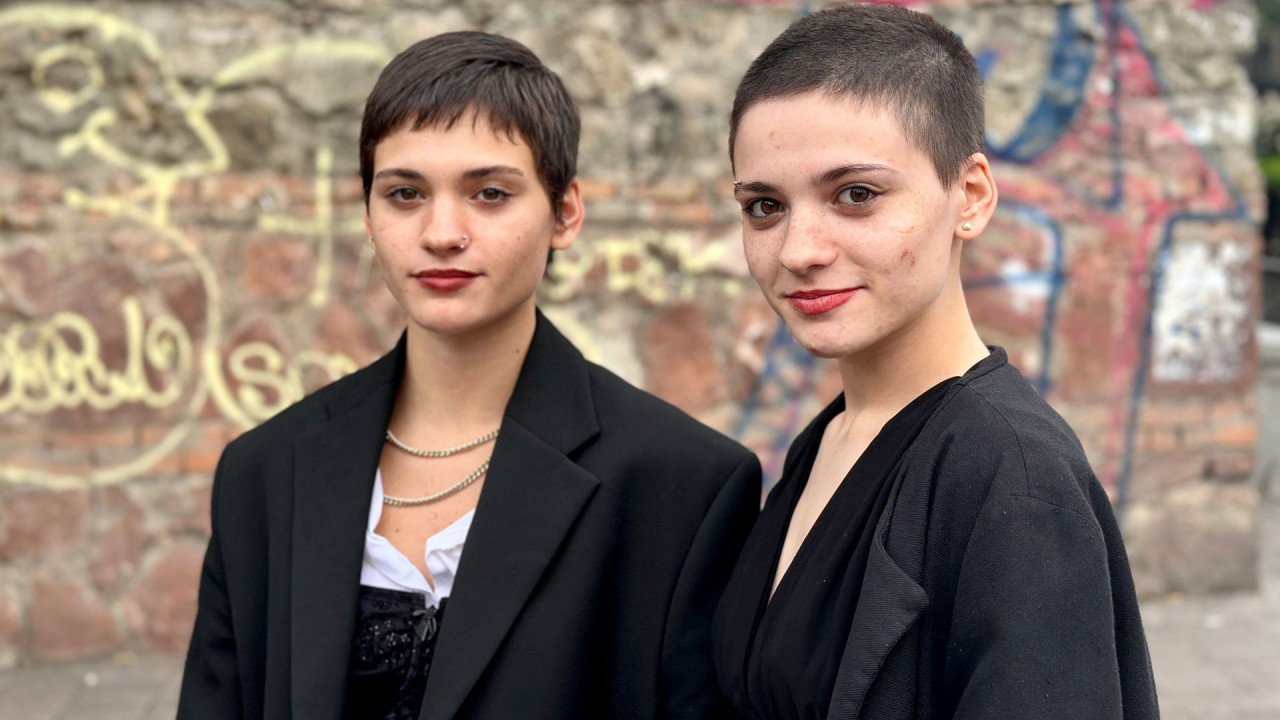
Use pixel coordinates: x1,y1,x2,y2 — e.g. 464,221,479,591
359,32,579,216
729,3,984,188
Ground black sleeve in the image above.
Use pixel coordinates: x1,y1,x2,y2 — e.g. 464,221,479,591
944,491,1126,719
661,453,762,720
177,451,244,720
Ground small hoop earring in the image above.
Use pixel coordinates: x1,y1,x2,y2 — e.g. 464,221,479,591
961,222,973,232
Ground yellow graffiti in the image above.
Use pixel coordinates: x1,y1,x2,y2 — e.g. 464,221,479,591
257,147,368,307
0,4,391,487
0,297,191,414
33,44,105,115
228,343,359,420
546,230,745,304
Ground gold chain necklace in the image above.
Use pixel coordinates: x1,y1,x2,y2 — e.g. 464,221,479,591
384,427,499,458
382,460,490,507
381,427,499,506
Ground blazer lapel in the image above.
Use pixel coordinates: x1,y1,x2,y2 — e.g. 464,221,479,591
827,459,933,720
422,313,601,720
290,338,404,720
826,533,929,719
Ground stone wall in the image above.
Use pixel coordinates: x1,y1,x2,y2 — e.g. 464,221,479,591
0,0,1264,666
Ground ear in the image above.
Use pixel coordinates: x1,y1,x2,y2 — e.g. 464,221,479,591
955,153,998,240
551,179,585,251
363,206,373,240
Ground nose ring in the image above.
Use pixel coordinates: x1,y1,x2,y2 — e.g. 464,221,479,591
426,234,470,251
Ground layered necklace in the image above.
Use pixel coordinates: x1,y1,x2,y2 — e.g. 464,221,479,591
382,427,499,506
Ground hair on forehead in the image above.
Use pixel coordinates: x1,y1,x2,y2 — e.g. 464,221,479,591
359,31,579,216
729,3,984,189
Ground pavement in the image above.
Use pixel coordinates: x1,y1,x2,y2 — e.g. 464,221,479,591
1,503,1277,720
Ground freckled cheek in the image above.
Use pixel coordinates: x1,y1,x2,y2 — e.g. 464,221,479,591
742,245,775,284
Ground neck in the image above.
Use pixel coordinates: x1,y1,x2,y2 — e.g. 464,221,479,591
391,305,537,440
838,277,987,421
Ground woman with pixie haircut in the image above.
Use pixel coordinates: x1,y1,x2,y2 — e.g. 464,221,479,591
179,32,761,720
712,5,1159,719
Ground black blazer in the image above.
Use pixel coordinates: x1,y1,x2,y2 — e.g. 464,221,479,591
178,313,762,720
822,349,1159,719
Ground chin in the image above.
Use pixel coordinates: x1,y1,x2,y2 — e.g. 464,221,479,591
785,324,864,360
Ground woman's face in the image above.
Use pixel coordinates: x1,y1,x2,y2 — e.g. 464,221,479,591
365,112,581,339
732,91,972,360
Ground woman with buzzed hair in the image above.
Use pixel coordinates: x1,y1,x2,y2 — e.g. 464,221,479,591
713,5,1159,719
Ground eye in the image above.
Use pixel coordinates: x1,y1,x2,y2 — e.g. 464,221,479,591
476,187,510,203
836,185,876,205
744,198,783,218
386,187,421,204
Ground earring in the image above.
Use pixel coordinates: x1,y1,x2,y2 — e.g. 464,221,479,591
961,222,973,232
367,234,374,244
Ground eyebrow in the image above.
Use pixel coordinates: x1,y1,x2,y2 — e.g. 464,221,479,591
732,180,780,199
372,165,526,183
462,165,525,181
813,163,899,185
733,163,899,199
373,168,424,183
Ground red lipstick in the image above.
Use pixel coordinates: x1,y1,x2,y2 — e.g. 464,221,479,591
786,288,858,316
414,269,478,291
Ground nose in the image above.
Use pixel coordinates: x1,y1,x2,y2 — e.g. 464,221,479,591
777,207,837,275
419,200,470,254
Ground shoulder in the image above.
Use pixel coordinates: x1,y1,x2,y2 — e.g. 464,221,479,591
582,361,757,478
918,350,1100,520
217,350,393,480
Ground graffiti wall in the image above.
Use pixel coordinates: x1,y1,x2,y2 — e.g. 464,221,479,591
0,0,1264,665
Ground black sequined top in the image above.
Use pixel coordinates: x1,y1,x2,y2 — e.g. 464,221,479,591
345,586,446,720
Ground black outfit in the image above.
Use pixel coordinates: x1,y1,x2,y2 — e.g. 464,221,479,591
716,379,957,720
714,349,1160,720
345,590,445,720
178,312,762,720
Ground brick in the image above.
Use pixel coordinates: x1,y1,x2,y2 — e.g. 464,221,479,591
640,304,725,415
1205,452,1255,482
124,543,204,653
239,238,316,303
1,201,43,230
20,174,65,202
90,489,150,598
577,177,618,201
1211,421,1258,450
0,591,20,668
169,481,213,537
654,202,713,226
46,427,136,451
1210,399,1252,424
318,301,380,367
30,577,122,661
633,180,702,203
0,489,90,561
182,449,223,475
1142,403,1207,427
0,244,54,316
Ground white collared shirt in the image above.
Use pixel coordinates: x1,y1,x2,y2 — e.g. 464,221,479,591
360,468,473,608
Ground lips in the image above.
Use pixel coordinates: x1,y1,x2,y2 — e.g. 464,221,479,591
785,288,858,316
413,269,478,292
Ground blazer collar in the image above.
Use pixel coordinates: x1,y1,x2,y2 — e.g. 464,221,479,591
289,334,404,720
287,313,602,720
827,468,930,719
422,311,602,720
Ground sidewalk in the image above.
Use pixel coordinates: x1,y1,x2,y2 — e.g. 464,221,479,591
1,503,1277,720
